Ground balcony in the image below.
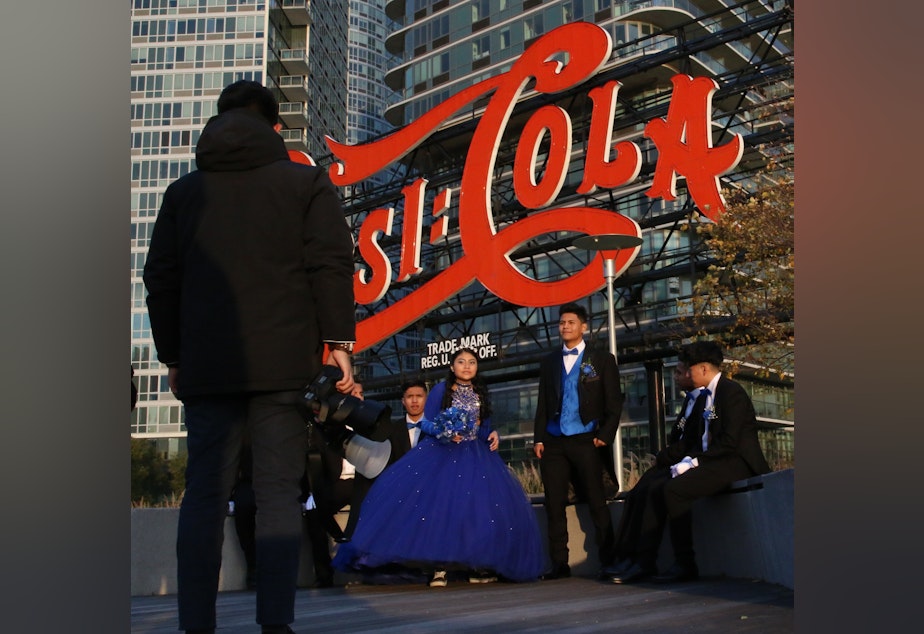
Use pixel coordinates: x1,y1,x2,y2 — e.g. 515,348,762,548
278,101,307,128
279,48,309,74
385,0,405,22
277,0,311,27
280,127,307,151
278,75,308,102
385,28,406,56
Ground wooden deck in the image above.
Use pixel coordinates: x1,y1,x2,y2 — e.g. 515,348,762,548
131,574,793,633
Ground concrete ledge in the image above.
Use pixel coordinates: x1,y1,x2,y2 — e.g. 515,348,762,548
131,468,793,596
691,468,793,588
131,507,333,596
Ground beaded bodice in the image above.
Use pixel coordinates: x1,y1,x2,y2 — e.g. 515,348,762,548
451,383,481,426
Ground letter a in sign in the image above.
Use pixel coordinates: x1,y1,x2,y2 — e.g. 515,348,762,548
644,75,743,221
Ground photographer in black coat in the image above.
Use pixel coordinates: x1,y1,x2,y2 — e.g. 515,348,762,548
144,80,356,634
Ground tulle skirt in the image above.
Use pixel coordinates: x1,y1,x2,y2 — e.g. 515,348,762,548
332,435,544,582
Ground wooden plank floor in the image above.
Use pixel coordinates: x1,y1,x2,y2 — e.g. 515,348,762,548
131,574,793,633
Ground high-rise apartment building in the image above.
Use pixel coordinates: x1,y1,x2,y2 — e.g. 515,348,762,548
300,0,349,158
346,1,397,147
343,1,404,194
130,0,347,452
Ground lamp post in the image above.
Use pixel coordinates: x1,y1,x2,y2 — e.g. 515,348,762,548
571,233,643,493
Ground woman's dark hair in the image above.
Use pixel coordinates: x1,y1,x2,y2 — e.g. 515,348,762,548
440,347,492,420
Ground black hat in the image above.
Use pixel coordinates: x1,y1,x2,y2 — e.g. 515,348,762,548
679,340,724,367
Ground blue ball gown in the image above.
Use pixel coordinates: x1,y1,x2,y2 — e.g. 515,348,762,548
332,381,545,582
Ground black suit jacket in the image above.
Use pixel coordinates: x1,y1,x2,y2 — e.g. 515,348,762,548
534,346,624,445
344,417,412,538
664,375,770,476
369,417,413,461
656,390,709,468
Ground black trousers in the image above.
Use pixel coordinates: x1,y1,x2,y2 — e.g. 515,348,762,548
231,467,257,579
539,432,616,567
177,391,307,630
636,455,752,570
302,458,352,583
612,465,672,563
344,474,373,539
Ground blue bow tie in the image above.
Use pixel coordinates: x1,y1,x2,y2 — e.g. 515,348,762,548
563,348,580,356
407,422,420,430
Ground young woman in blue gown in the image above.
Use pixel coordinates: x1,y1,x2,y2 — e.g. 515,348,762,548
332,348,545,586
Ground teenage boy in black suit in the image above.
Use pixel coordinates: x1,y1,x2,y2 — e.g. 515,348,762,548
341,381,415,539
603,357,705,580
533,303,624,579
609,340,771,584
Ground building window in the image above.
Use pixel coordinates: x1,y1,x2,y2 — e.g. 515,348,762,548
131,343,157,370
130,251,147,277
433,14,449,39
132,312,152,340
524,14,544,42
499,27,511,51
613,20,656,49
471,0,489,22
472,35,490,61
132,281,146,308
562,0,584,23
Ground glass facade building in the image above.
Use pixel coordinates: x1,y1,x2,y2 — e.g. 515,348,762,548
346,1,398,147
344,1,405,194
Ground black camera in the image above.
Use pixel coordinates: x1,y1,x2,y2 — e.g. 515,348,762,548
302,365,391,436
301,365,393,478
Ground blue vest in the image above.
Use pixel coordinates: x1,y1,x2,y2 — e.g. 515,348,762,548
548,351,596,437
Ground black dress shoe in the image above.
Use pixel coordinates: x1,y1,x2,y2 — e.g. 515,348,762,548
610,562,655,584
600,558,633,577
652,562,698,583
539,564,571,580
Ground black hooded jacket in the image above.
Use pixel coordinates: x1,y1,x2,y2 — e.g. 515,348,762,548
143,109,356,398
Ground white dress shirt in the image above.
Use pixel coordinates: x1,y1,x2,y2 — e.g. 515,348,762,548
562,340,586,374
701,372,722,451
407,414,422,448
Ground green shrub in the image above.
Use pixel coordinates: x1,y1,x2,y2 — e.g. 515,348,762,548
131,438,186,506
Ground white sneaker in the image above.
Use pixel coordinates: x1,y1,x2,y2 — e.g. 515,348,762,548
429,570,448,587
468,570,497,584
